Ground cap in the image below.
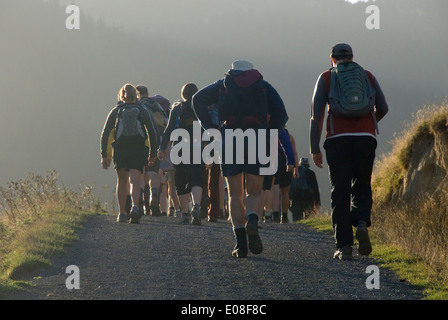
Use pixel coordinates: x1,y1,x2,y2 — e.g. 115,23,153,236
231,60,254,71
299,157,310,167
330,43,353,59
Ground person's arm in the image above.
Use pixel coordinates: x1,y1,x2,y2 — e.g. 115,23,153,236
192,82,221,130
279,129,295,167
159,105,180,154
310,73,328,168
265,82,288,131
100,107,118,160
288,133,299,178
139,106,158,160
370,74,389,122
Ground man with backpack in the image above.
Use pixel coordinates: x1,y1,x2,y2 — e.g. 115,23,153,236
137,85,167,217
310,43,389,260
158,83,205,226
289,158,320,221
192,60,288,258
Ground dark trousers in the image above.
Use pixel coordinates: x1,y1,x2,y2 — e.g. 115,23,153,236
290,199,313,221
324,136,377,249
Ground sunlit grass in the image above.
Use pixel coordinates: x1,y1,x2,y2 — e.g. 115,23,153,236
0,170,103,298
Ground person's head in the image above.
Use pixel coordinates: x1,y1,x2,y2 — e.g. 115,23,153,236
118,83,140,103
299,157,310,167
330,43,354,66
231,60,254,72
136,85,149,98
181,83,198,101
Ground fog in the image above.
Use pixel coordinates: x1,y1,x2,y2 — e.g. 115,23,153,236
1,0,447,209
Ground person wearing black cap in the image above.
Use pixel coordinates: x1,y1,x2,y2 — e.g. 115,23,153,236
310,43,389,260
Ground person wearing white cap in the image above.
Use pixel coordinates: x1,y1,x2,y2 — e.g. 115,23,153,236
192,60,288,258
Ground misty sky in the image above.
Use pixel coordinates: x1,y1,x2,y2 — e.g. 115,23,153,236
1,0,447,209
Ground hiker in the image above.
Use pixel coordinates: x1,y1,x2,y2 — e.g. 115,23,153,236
158,83,205,225
136,85,167,216
101,83,158,224
289,157,320,221
310,43,389,260
278,128,298,223
262,128,296,223
192,60,288,258
201,104,222,222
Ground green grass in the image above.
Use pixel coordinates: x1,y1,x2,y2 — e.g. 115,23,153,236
300,215,448,300
0,172,102,298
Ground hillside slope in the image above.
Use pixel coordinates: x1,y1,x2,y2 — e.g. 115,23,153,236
372,101,448,293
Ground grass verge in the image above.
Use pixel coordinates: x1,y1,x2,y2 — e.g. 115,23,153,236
300,214,448,300
0,171,102,298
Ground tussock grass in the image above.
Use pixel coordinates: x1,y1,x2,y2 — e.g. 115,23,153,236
372,101,448,299
0,170,102,298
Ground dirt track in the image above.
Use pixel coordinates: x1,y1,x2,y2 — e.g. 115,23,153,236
9,213,423,302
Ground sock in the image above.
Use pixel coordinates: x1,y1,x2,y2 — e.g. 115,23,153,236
246,212,259,223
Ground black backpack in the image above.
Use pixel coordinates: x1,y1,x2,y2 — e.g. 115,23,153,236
218,73,268,128
115,104,145,139
290,166,314,201
178,100,197,128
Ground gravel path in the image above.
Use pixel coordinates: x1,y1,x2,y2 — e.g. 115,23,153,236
9,213,423,301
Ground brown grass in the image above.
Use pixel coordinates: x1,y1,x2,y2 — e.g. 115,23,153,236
372,100,448,285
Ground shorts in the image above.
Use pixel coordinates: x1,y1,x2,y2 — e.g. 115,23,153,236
113,137,147,173
159,146,173,171
220,127,273,177
262,175,274,190
274,149,292,188
174,163,205,195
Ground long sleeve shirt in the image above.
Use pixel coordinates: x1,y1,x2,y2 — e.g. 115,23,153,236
192,70,288,132
310,68,389,154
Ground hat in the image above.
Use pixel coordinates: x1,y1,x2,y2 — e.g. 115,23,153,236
231,60,254,71
299,157,310,167
330,43,353,59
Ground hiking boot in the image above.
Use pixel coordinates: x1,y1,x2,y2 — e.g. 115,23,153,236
150,198,161,216
208,215,218,222
138,189,145,217
129,206,140,224
333,245,353,260
245,214,263,255
169,206,175,217
191,204,201,225
200,196,210,218
125,195,132,219
356,220,372,256
232,228,248,258
181,212,190,225
281,213,289,224
116,213,127,222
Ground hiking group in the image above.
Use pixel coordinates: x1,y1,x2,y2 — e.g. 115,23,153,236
100,43,388,261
